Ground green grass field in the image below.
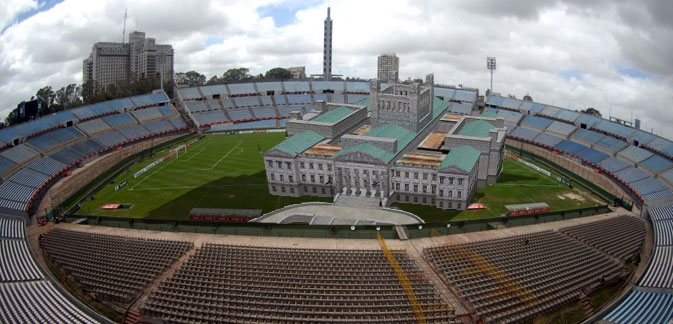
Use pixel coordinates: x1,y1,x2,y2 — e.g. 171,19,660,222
79,132,605,222
78,133,330,219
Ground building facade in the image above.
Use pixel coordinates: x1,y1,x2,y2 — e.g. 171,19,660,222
83,31,174,90
377,53,400,82
288,66,306,80
264,74,505,210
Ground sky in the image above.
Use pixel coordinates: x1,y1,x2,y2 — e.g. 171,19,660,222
1,0,672,137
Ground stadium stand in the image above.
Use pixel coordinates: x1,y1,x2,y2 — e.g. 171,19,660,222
628,177,669,196
199,85,227,97
449,103,472,115
618,145,653,163
42,229,192,303
0,144,39,165
118,125,151,140
593,120,635,139
144,119,176,134
0,180,37,204
283,81,311,93
521,115,553,129
510,127,541,141
102,113,135,128
653,220,673,246
93,130,127,147
614,167,650,183
211,119,278,131
556,140,589,155
49,147,82,166
0,216,24,238
534,132,564,147
192,111,228,126
177,87,203,100
227,108,253,121
252,107,278,118
559,216,644,260
108,98,135,112
227,83,256,95
495,109,523,124
274,94,288,105
540,105,559,117
130,92,169,107
553,109,579,123
345,81,369,93
500,98,522,110
425,230,625,324
453,89,477,102
168,117,187,129
630,130,656,145
649,204,673,221
503,123,516,134
602,289,673,324
435,87,455,100
545,121,577,137
638,246,673,289
599,157,631,173
26,127,84,153
255,81,282,94
70,140,104,157
642,190,673,202
76,118,111,136
260,95,273,106
0,155,17,176
27,156,66,178
347,94,369,103
234,96,259,108
640,154,673,173
312,81,345,92
287,94,312,105
644,137,672,153
572,128,604,145
142,244,457,323
595,136,628,153
132,107,164,122
576,148,609,164
575,114,601,127
7,168,50,189
0,239,44,282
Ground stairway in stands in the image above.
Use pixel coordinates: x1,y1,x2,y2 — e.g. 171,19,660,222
123,309,141,324
333,194,381,208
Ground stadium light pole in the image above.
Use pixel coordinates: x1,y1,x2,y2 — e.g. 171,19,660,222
487,57,496,93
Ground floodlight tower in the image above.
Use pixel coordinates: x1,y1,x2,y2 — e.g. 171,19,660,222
487,57,496,93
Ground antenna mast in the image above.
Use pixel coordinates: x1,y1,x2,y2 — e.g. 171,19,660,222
122,9,127,43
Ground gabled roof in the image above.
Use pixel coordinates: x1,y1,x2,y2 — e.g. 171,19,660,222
458,120,494,138
268,130,325,157
311,106,353,123
335,143,394,163
439,145,480,172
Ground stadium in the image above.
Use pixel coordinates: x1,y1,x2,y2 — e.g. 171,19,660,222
1,5,673,324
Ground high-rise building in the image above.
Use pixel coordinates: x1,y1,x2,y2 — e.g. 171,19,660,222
322,7,332,81
377,53,399,82
83,31,174,90
288,66,306,80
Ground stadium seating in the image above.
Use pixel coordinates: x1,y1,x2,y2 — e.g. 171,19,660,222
614,167,650,183
108,98,136,111
345,81,369,93
425,230,625,324
495,109,523,124
575,114,601,127
599,157,631,173
510,127,541,141
178,87,203,100
144,120,176,134
49,147,82,166
184,100,211,113
649,204,673,221
595,136,628,153
533,132,564,147
168,117,188,129
630,130,656,145
312,81,345,92
0,239,44,282
553,109,579,123
227,108,253,121
255,81,282,94
76,119,111,136
233,96,259,108
435,87,455,100
7,168,50,189
593,120,635,139
212,119,278,131
274,94,288,105
618,145,653,163
602,289,673,324
142,244,457,323
252,107,277,118
347,94,369,103
454,89,477,102
572,128,604,144
576,148,609,164
450,103,472,115
93,130,126,147
555,140,589,155
640,154,673,173
638,246,673,289
43,229,192,303
545,121,577,137
287,94,312,105
499,98,522,110
102,113,135,128
26,127,84,153
653,220,673,246
118,125,151,140
0,144,39,165
283,81,310,93
259,95,273,106
130,93,169,107
132,107,164,122
630,177,669,196
27,156,66,178
521,115,553,129
69,139,104,157
0,216,24,238
192,111,228,126
559,216,644,260
540,105,559,117
227,83,256,95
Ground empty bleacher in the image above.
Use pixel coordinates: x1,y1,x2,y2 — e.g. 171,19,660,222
0,216,24,238
0,144,39,165
614,167,650,183
595,136,628,153
227,83,256,95
576,148,609,164
192,111,228,126
521,115,553,130
178,87,203,100
252,107,278,119
559,216,644,261
233,96,259,108
618,145,654,164
572,128,604,145
454,89,476,102
425,230,625,323
602,289,673,324
653,220,673,246
553,109,580,123
227,108,253,121
545,121,577,137
495,109,523,124
556,140,589,155
534,132,564,147
102,113,135,128
27,156,66,178
76,118,111,136
286,94,312,105
93,130,126,147
255,82,282,94
593,120,635,139
144,119,176,134
143,244,456,323
132,107,164,122
43,229,192,303
649,204,673,221
510,127,541,141
640,154,673,173
199,85,227,97
283,81,311,93
599,157,631,173
118,125,151,140
0,239,44,282
638,246,673,289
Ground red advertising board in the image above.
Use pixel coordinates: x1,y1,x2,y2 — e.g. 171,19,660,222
189,215,250,222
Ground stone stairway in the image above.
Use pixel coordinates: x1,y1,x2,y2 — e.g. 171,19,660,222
333,194,381,208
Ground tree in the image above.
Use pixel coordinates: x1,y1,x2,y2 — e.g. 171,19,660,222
221,68,252,82
55,83,83,110
581,107,602,117
35,86,56,113
175,71,206,87
264,67,293,80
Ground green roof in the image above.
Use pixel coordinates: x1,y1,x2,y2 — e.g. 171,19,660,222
364,124,416,153
479,111,498,118
440,145,481,172
355,98,370,111
311,106,353,124
433,97,450,118
269,130,325,157
335,143,394,163
457,120,495,138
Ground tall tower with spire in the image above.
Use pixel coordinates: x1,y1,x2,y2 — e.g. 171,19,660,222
322,7,332,81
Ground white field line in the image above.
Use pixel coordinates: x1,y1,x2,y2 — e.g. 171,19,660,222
131,140,243,189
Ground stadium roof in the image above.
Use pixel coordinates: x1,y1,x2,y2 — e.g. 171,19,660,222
311,106,353,124
269,130,325,157
335,143,394,163
440,145,480,172
458,120,494,138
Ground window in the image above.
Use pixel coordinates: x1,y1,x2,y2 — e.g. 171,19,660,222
405,172,409,178
276,161,282,168
439,189,444,196
321,188,326,194
405,184,409,191
272,185,277,192
270,174,275,181
279,174,284,182
432,185,436,194
414,172,419,179
281,187,286,193
319,175,324,183
310,175,315,183
312,187,317,193
309,163,314,169
318,163,323,170
300,162,305,168
458,191,462,199
422,185,427,193
449,202,452,208
440,176,445,184
449,177,454,185
396,183,400,190
439,202,443,208
405,195,409,202
396,170,400,177
304,187,308,192
286,162,292,170
301,174,306,181
458,178,463,185
290,187,295,193
457,203,461,209
288,175,293,183
327,164,332,171
449,191,453,198
267,160,273,167
422,197,427,203
414,197,418,203
423,173,428,180
413,184,418,192
432,174,437,181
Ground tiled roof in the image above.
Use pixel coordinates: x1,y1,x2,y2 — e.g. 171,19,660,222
439,145,480,172
458,120,495,138
269,130,325,157
311,106,353,123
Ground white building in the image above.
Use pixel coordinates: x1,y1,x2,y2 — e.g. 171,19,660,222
377,53,400,82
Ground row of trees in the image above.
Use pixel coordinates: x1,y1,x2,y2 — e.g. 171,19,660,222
175,67,294,87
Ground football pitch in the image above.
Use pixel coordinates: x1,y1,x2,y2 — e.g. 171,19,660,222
78,132,330,219
79,132,605,222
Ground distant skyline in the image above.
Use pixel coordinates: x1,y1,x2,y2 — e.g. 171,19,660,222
1,0,672,137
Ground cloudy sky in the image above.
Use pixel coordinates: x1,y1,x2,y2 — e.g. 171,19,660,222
1,0,672,137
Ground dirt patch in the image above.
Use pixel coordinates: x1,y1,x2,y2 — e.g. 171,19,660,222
556,192,585,201
226,194,236,199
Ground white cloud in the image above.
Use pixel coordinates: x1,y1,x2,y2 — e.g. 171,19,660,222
0,0,672,139
0,0,37,32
